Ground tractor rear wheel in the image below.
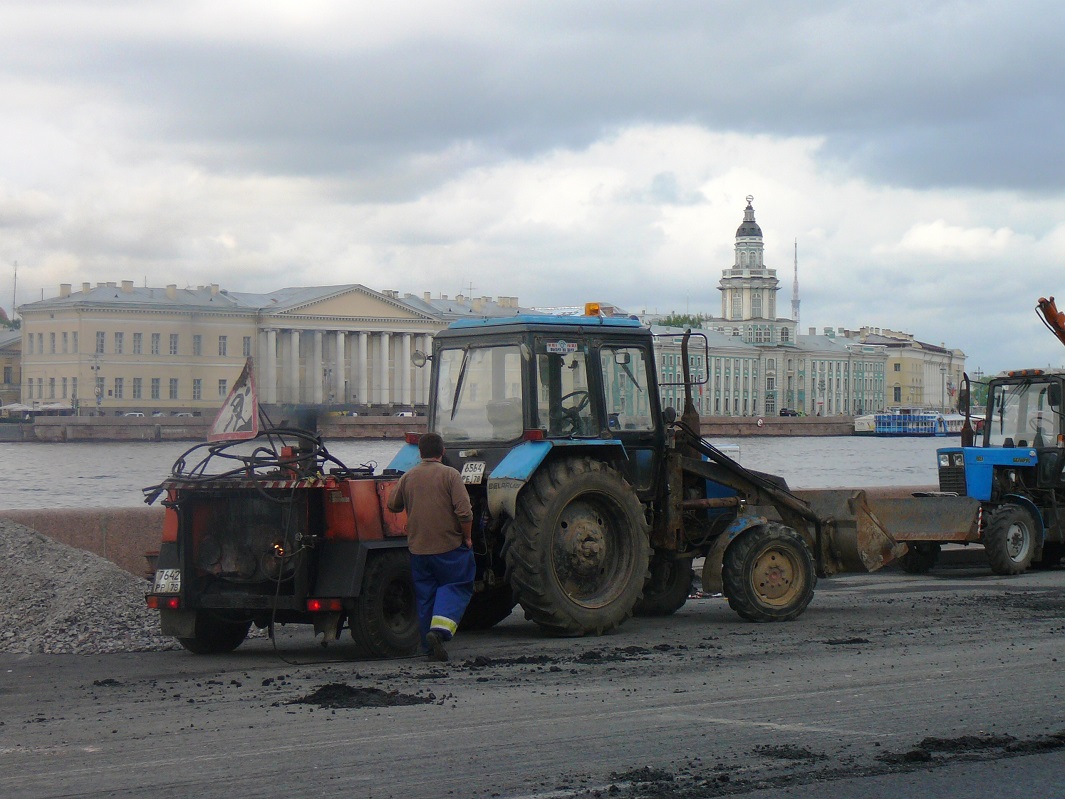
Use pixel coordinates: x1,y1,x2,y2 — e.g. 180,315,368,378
633,553,693,616
505,458,650,635
898,542,941,574
721,524,815,622
984,505,1036,575
177,612,251,654
349,550,420,657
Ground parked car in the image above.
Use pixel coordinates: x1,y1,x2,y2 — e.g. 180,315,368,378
173,412,195,418
394,411,415,417
779,408,800,417
124,412,145,417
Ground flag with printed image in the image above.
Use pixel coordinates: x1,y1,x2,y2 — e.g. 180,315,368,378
208,358,259,441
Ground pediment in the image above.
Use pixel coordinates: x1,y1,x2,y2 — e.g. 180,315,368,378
266,286,434,322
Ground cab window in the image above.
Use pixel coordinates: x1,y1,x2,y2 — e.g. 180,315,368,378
600,346,654,431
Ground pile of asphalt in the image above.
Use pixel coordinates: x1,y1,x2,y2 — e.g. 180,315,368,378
0,519,179,654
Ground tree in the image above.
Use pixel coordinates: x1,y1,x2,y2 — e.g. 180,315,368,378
658,312,709,329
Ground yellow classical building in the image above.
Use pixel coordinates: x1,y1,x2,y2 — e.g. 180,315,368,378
18,281,453,415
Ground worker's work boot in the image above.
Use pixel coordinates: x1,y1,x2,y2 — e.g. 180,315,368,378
425,631,449,662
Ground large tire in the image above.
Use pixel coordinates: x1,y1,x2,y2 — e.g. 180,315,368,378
633,553,693,616
984,505,1036,575
897,542,941,574
349,549,420,657
177,612,251,654
505,458,650,635
721,523,815,622
459,583,517,631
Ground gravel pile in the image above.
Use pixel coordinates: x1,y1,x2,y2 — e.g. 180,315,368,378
0,519,180,654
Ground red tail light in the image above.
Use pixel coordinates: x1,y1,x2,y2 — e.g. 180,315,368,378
306,598,344,613
146,595,180,610
522,428,546,441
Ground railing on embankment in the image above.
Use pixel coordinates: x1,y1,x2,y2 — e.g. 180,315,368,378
15,414,854,442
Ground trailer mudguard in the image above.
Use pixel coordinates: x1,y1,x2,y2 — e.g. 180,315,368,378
700,515,769,596
315,539,408,598
486,439,628,521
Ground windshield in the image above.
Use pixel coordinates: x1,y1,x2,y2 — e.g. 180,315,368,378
534,340,599,437
987,379,1061,447
431,345,524,442
600,345,655,431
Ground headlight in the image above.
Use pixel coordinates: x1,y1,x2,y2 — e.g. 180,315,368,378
939,454,950,467
951,453,965,467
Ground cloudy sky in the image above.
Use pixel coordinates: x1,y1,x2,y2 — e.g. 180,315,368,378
3,1,1065,374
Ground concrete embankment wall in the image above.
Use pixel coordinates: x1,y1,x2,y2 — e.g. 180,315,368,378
21,414,853,441
0,507,165,578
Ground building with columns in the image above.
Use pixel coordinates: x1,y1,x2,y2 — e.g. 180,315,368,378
16,282,520,415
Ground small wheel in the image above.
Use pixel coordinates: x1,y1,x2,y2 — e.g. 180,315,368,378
349,550,420,657
721,524,815,622
983,505,1036,575
459,583,517,631
633,554,693,616
898,542,941,574
177,612,251,654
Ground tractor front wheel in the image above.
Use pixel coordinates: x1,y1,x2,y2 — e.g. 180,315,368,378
984,505,1036,575
505,458,650,635
721,524,815,622
898,542,941,574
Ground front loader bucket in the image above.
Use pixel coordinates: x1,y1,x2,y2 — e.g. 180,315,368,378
793,489,910,576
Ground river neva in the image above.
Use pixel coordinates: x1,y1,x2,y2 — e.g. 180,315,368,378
0,435,952,510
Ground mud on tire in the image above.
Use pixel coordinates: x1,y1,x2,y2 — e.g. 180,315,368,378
505,457,650,635
721,523,815,622
349,549,420,657
983,504,1036,575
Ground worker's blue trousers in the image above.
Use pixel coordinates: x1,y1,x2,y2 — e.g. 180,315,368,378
409,546,476,645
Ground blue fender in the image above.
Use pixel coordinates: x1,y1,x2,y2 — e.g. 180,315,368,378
486,439,628,521
700,515,770,596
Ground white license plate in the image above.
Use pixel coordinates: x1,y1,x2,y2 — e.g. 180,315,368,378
461,461,486,484
153,568,182,593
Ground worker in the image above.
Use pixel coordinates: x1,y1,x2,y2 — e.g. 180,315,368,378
387,431,475,662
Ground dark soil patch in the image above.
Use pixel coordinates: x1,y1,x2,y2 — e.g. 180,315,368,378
92,678,122,687
286,683,433,709
610,766,675,784
754,744,828,762
464,655,556,668
919,734,1015,752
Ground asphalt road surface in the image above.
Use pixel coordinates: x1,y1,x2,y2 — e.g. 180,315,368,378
2,555,1063,799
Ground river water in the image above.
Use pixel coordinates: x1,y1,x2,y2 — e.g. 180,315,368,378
0,435,951,510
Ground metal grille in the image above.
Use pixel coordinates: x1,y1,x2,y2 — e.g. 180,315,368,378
938,466,967,495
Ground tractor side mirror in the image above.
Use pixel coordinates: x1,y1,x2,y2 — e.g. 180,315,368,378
663,407,677,424
1050,382,1062,410
411,350,430,368
614,351,630,366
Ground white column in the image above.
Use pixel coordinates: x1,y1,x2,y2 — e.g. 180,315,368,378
356,332,368,406
400,333,411,406
378,332,391,406
288,329,301,403
333,331,346,404
312,330,324,404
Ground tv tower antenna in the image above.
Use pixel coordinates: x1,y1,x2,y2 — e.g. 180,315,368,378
791,239,800,328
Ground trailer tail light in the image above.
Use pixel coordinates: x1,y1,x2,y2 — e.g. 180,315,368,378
161,506,179,543
404,432,422,445
523,428,546,441
146,595,180,610
306,598,344,613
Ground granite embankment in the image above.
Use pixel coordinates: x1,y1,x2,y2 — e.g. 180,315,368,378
1,413,854,442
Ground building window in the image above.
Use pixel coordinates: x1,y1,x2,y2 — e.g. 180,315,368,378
49,332,56,353
169,378,179,400
151,333,160,355
218,336,227,356
114,377,123,399
893,363,901,372
27,335,32,355
114,332,124,354
218,379,227,397
192,378,202,401
133,332,142,354
192,335,202,356
893,386,901,402
37,377,43,398
780,327,790,343
151,378,160,400
96,331,105,354
37,333,43,354
243,336,252,357
48,377,55,398
62,332,68,353
133,378,142,399
61,377,67,398
752,294,762,318
72,332,78,353
169,334,179,355
71,377,77,400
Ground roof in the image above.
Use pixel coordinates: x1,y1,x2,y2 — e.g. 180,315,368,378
0,329,20,350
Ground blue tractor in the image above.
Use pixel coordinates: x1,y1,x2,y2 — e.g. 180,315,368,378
932,368,1065,574
386,311,902,636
